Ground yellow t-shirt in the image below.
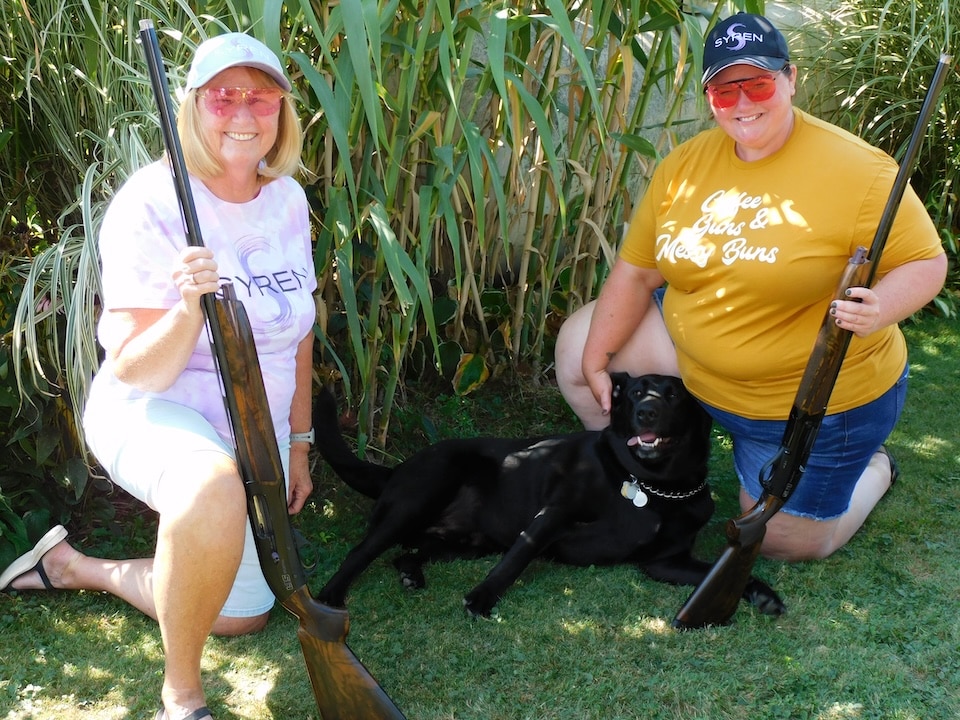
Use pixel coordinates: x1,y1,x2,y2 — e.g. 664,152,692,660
619,108,943,420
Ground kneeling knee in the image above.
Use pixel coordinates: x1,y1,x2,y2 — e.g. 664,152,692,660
760,532,839,562
762,544,833,563
212,611,270,637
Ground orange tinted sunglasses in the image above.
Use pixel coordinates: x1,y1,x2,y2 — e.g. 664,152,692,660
705,73,782,109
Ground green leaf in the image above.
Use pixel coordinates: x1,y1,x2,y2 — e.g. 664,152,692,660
452,352,489,396
437,340,463,379
611,131,659,159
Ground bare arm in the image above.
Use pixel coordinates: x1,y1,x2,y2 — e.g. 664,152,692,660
581,259,666,414
832,254,947,336
287,330,315,514
101,246,219,392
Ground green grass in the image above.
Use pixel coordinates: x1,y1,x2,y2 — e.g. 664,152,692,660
2,316,959,719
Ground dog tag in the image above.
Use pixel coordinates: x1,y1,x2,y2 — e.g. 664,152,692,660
632,489,648,508
621,480,648,508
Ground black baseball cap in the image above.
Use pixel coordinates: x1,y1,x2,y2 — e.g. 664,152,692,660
702,13,790,85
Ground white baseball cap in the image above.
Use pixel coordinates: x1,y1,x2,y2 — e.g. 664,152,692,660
185,33,291,92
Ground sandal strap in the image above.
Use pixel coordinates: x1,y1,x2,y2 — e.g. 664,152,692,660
35,561,55,591
878,444,900,486
182,707,213,720
155,706,212,720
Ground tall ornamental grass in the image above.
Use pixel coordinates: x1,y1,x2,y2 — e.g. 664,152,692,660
288,0,730,444
7,0,761,447
796,0,959,316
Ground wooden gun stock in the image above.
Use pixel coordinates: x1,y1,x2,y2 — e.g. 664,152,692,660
673,53,953,630
138,20,405,718
672,253,867,630
286,588,408,718
215,292,405,719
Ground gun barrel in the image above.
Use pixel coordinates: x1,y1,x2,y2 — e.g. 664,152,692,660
672,52,953,629
138,20,406,717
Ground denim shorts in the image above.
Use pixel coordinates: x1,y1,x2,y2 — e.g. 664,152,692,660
653,285,666,312
83,394,288,617
700,365,908,520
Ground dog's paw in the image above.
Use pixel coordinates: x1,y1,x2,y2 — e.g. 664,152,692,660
399,570,425,589
316,586,348,609
393,555,426,589
743,579,786,616
463,587,499,618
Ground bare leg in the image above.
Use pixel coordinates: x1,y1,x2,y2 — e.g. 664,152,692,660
8,451,268,718
750,450,895,561
556,299,679,430
153,451,248,717
9,545,157,614
7,544,265,637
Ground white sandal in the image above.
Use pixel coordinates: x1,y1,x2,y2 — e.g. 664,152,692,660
0,525,69,591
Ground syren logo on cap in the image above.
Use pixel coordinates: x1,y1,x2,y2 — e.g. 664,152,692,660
714,22,764,52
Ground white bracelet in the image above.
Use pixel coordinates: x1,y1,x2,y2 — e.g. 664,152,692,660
290,428,315,445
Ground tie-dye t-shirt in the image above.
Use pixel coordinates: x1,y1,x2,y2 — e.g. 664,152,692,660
89,160,316,444
619,108,943,420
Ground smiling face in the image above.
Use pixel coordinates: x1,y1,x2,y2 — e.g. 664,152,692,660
197,66,280,182
706,63,797,162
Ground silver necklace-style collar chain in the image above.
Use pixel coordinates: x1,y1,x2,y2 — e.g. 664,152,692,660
620,476,707,508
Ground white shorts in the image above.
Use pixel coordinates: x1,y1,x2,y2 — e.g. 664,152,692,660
83,394,289,617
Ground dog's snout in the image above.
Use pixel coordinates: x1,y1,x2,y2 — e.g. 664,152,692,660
636,401,660,426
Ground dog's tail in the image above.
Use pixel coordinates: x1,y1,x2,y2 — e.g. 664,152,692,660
312,386,390,499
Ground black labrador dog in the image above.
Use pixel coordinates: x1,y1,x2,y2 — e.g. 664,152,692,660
314,373,784,620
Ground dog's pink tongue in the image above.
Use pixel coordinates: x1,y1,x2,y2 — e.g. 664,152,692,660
627,432,658,447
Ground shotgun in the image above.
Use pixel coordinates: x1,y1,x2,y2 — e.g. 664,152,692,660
138,20,406,718
673,53,953,630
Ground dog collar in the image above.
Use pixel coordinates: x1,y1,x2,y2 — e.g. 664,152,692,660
620,476,707,508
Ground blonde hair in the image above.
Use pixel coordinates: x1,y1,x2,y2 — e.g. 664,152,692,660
176,72,303,184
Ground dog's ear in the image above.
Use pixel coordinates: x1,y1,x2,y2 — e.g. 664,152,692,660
609,371,630,398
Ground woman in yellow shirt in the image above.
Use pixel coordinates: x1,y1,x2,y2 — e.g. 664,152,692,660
556,13,946,562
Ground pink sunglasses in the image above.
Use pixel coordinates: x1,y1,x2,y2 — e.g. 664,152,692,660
197,87,285,117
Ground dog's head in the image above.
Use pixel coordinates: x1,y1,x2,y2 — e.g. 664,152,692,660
607,372,711,466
